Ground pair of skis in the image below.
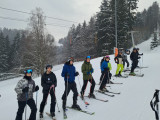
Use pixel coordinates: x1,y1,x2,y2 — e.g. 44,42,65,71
63,106,95,119
124,73,144,77
45,112,56,120
113,75,128,78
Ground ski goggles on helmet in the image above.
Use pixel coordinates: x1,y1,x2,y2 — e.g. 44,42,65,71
105,56,110,59
86,56,91,59
68,57,74,62
24,69,33,74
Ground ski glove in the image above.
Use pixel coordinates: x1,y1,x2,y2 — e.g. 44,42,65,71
87,72,90,75
75,72,79,76
22,87,29,93
35,85,39,92
90,69,94,73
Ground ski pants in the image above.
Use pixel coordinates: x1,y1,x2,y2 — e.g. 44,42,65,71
99,72,109,90
131,60,138,73
39,89,56,113
15,98,37,120
99,71,103,83
116,64,124,75
123,59,129,68
62,82,78,102
81,78,95,95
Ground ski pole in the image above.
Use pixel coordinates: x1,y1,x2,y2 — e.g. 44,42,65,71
36,91,38,107
25,92,28,120
45,85,54,105
89,74,93,97
52,85,60,112
65,76,69,110
99,73,106,89
77,76,89,105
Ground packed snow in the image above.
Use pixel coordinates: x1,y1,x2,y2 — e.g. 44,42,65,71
0,38,160,120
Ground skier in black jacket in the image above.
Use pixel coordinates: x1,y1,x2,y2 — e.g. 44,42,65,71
39,65,57,119
130,48,140,75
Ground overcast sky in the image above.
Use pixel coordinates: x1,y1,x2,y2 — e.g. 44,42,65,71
0,0,159,42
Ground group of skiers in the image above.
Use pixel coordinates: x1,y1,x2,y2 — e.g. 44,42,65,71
14,48,143,120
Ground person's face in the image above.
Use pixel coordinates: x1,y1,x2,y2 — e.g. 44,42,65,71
47,67,52,73
70,60,73,65
87,58,90,62
106,58,109,61
26,73,31,76
133,50,137,52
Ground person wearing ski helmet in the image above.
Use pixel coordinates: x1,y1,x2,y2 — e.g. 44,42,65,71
61,57,81,111
99,56,106,83
122,49,130,69
99,56,112,92
81,56,96,99
136,48,143,67
39,64,57,119
114,51,124,77
130,48,140,75
15,69,39,120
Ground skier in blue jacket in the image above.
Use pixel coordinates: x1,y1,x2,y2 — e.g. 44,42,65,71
61,57,81,111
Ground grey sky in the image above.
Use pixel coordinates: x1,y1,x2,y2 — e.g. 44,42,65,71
0,0,159,42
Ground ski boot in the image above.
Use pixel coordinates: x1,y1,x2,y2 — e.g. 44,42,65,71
89,93,96,98
39,112,43,119
129,72,136,76
50,112,56,120
72,100,81,110
98,88,105,93
118,72,122,77
115,74,119,77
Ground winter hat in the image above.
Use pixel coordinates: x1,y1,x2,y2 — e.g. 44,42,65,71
137,48,139,50
46,64,53,69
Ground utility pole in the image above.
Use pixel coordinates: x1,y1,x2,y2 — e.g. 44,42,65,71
128,31,138,48
115,0,118,48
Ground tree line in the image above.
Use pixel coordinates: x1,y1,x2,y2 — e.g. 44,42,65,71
58,0,160,59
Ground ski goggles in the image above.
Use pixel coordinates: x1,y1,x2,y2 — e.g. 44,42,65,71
24,69,33,74
86,56,91,59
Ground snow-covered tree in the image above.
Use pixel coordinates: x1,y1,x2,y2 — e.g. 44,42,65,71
151,32,159,50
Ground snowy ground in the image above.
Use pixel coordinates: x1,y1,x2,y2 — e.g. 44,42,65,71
0,38,160,120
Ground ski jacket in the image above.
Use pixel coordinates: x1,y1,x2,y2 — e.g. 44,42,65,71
15,77,35,101
130,52,139,61
122,52,128,60
114,54,123,64
61,62,77,83
81,61,94,80
41,72,57,94
100,58,105,67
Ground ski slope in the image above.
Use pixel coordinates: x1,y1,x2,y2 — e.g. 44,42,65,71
0,38,160,120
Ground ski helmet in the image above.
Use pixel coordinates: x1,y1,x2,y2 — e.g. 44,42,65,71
86,56,91,59
133,48,137,51
46,64,53,69
105,55,110,60
24,69,33,74
68,57,74,62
